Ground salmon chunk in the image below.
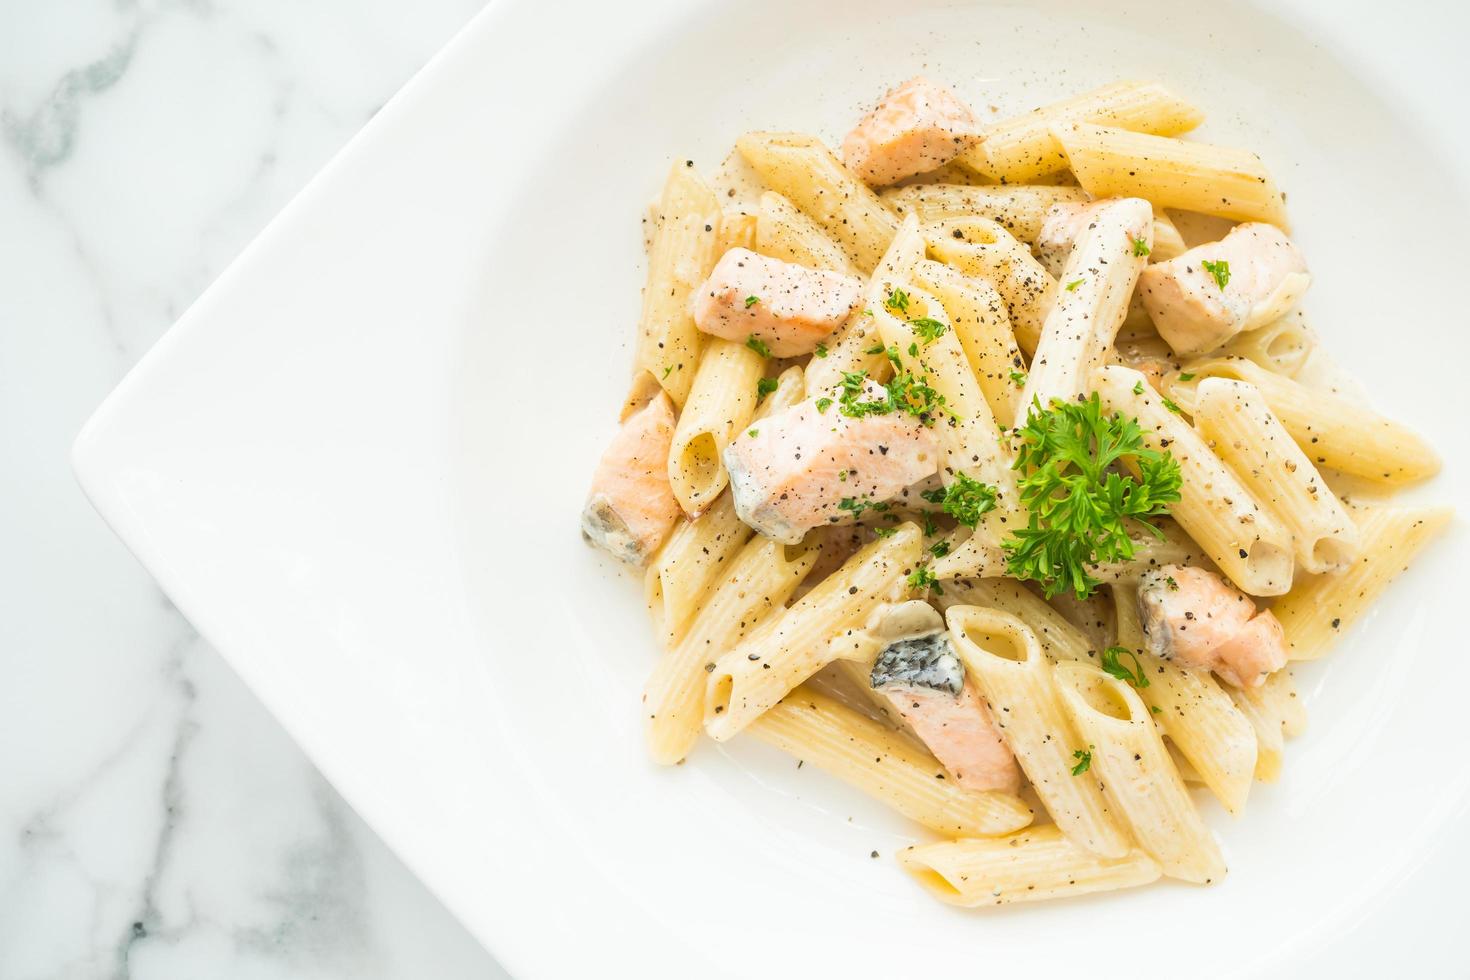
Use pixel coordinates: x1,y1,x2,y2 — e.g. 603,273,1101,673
1136,564,1288,689
869,623,1021,794
1138,223,1310,357
841,76,981,187
690,247,862,357
722,383,940,544
581,393,681,566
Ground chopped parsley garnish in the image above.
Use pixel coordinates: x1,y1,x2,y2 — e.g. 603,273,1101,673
815,342,829,358
663,365,674,379
756,377,779,401
1178,372,1196,381
1002,394,1182,599
1066,278,1084,292
909,317,947,344
929,540,950,558
744,295,761,308
907,565,941,594
1100,645,1150,689
1201,259,1230,289
1165,575,1179,591
747,428,759,438
1150,705,1163,715
885,288,910,314
922,513,938,538
837,365,947,427
1071,748,1092,776
839,496,888,518
1161,396,1183,414
1010,370,1028,388
1132,380,1145,395
908,342,919,357
1132,237,1151,257
926,473,999,528
872,526,896,537
815,396,833,413
746,335,771,357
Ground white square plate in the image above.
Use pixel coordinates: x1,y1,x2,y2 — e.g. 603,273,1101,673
74,0,1470,976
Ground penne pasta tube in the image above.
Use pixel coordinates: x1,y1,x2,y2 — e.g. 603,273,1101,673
644,536,819,764
736,132,898,273
941,579,1094,662
1273,505,1452,660
1232,667,1307,740
637,161,721,405
1093,364,1294,597
1214,312,1315,378
924,216,1055,355
881,183,1089,241
1018,197,1153,422
947,605,1131,857
668,339,766,516
899,823,1160,908
1053,662,1226,883
1149,211,1187,262
1111,580,1257,814
704,525,922,740
1055,123,1289,228
958,80,1204,184
1228,680,1286,783
1166,358,1440,486
910,259,1026,423
1193,378,1359,573
748,687,1034,837
646,492,753,649
754,190,860,275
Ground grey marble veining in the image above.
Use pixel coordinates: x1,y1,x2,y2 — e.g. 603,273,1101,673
0,1,506,976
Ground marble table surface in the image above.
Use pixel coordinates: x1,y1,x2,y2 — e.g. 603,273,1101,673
0,1,508,976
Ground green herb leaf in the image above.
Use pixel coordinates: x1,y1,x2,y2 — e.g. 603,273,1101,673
909,317,947,344
815,343,829,358
1010,370,1028,388
1101,645,1151,689
747,428,759,438
872,526,896,537
815,396,833,414
1132,237,1151,257
1178,371,1195,381
663,365,674,379
756,377,779,401
934,473,998,529
1071,748,1092,776
1066,278,1084,292
907,565,940,594
929,540,950,558
746,335,771,358
1201,259,1230,289
1161,396,1183,414
1001,394,1183,600
885,288,910,314
1132,380,1145,396
744,295,761,309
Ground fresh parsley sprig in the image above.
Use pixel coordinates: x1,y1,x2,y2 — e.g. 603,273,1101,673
1101,645,1150,689
1002,394,1182,599
921,473,998,529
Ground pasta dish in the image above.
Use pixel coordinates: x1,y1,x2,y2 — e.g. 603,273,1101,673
579,77,1448,906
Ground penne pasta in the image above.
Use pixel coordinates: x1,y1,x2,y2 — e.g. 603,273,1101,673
881,183,1089,241
1214,312,1315,378
899,825,1160,907
1053,661,1226,883
646,492,753,649
1093,364,1294,597
942,579,1094,662
1166,357,1440,486
1111,580,1257,814
637,161,721,405
668,338,766,516
1017,197,1152,422
1149,210,1187,262
1055,123,1290,228
748,687,1034,837
959,80,1205,184
736,132,898,273
947,605,1131,857
924,216,1055,355
1193,378,1359,573
704,525,922,740
910,259,1026,423
754,190,860,275
644,536,819,764
1272,505,1451,660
